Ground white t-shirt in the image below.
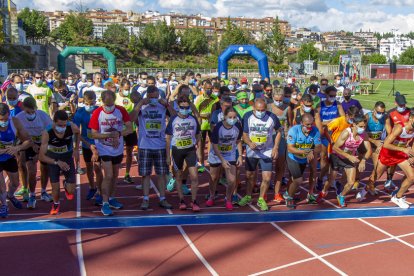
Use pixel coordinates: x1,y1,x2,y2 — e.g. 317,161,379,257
83,85,105,106
137,103,168,150
208,121,242,164
16,110,52,144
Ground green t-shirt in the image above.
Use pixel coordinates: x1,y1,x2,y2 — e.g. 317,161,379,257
312,96,321,109
195,94,219,131
116,95,136,130
27,84,52,114
234,104,253,120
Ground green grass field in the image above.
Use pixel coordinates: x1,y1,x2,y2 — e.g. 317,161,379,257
350,80,414,110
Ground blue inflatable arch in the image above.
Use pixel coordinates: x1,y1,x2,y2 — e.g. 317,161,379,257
218,45,270,79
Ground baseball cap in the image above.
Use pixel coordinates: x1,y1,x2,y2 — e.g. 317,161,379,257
241,77,248,83
252,83,262,92
236,92,248,100
252,78,259,83
395,93,407,105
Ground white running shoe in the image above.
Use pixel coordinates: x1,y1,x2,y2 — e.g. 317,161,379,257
356,189,367,202
391,195,410,209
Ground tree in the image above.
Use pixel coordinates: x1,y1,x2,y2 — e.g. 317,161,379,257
103,24,129,45
399,46,414,64
138,21,177,56
219,18,251,52
405,32,414,39
329,50,348,65
264,17,286,64
18,8,49,42
297,42,319,63
0,17,4,44
50,13,93,45
179,28,208,55
367,53,387,64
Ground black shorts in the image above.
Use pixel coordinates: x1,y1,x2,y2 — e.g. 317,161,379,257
245,157,273,172
101,154,123,165
201,130,211,142
0,158,18,173
357,143,367,155
124,132,138,147
210,161,237,168
330,154,355,171
172,146,197,170
48,157,76,183
82,147,101,163
287,157,307,180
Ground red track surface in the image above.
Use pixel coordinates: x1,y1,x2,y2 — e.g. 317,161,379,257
2,154,414,275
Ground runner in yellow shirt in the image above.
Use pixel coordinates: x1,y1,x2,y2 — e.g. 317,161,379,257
26,72,53,117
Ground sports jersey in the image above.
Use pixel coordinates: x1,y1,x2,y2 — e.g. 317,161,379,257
73,107,97,148
82,85,105,106
234,104,253,121
165,115,200,149
115,94,137,131
18,91,32,102
287,125,321,164
243,111,281,159
332,128,364,159
0,119,17,162
46,124,73,160
9,105,22,117
195,94,219,131
389,108,410,127
327,116,350,144
26,83,52,114
320,100,340,122
208,121,242,164
67,85,77,95
366,112,385,140
137,103,168,150
16,110,52,145
51,91,77,119
89,106,130,156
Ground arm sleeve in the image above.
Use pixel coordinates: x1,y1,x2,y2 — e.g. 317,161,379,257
243,113,250,134
287,128,297,145
88,109,100,130
118,106,131,122
73,111,81,127
236,123,243,140
210,124,220,144
313,129,322,145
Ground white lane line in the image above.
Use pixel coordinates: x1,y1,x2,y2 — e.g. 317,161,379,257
76,173,87,276
250,230,414,276
150,178,218,276
240,191,346,275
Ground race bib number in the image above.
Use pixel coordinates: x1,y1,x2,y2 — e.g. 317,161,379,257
368,132,381,140
48,145,68,153
295,143,312,158
251,134,267,145
35,95,44,101
176,137,193,149
393,140,406,148
31,135,42,143
218,144,233,152
343,148,355,155
145,120,161,131
87,129,93,139
0,143,13,149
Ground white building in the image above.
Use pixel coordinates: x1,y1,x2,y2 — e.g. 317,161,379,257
380,30,414,60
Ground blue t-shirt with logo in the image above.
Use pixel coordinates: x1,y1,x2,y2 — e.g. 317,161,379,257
287,124,321,164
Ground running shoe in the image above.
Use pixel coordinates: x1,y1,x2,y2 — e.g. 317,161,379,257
182,184,191,195
179,200,187,210
282,191,289,200
356,189,368,202
76,167,85,175
384,180,397,191
337,195,346,208
352,181,360,191
124,175,133,184
108,198,123,209
140,199,150,210
159,199,172,209
316,177,324,191
50,203,60,215
206,198,214,207
101,202,113,216
225,200,233,211
41,192,53,202
135,184,143,190
219,177,227,185
316,191,327,204
391,195,410,209
7,195,22,209
191,201,201,212
166,177,176,192
14,187,28,197
197,165,206,173
285,196,296,209
86,188,97,201
366,183,378,196
0,205,8,218
22,191,30,202
27,196,36,209
95,194,103,206
64,185,74,201
231,194,239,204
257,197,269,211
307,193,317,204
238,195,252,206
274,193,284,203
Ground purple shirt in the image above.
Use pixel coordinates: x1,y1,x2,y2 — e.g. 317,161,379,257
341,99,362,113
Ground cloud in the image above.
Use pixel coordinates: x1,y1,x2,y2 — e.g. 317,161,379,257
369,0,414,5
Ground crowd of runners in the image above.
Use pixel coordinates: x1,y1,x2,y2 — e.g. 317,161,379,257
0,69,413,217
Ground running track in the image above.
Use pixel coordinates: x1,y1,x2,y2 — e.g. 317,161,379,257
2,153,414,276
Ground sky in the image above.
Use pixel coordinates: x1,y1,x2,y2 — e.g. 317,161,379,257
13,0,414,33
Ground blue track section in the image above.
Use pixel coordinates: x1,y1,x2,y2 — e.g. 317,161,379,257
1,207,414,233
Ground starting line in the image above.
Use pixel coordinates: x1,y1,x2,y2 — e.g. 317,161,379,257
1,206,414,233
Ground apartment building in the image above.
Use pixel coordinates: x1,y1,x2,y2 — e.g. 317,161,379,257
380,30,414,60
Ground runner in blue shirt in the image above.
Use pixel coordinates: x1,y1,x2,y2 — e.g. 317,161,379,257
286,113,321,208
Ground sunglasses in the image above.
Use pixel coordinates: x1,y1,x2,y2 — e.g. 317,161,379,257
179,106,191,110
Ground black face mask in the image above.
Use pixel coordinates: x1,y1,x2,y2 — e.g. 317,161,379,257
344,96,351,101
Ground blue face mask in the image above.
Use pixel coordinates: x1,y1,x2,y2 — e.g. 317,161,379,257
357,127,365,135
149,98,158,106
26,113,36,121
283,97,290,104
226,118,237,126
179,108,190,116
228,85,234,91
55,126,66,133
255,111,265,119
0,120,8,128
189,79,195,85
85,105,96,113
7,99,18,107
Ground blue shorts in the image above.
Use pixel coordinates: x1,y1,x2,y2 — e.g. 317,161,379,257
321,137,329,147
245,157,273,172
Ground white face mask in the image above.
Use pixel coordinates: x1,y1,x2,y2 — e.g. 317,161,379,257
67,80,73,85
81,74,87,80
